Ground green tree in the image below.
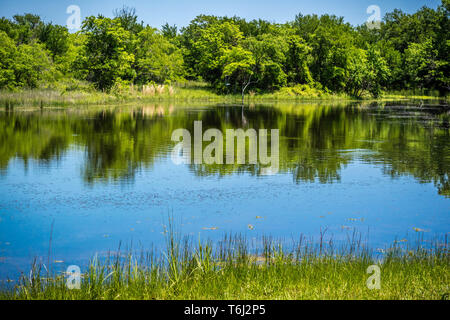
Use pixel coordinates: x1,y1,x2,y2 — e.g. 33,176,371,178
161,23,178,39
346,47,390,97
0,31,17,89
304,15,356,92
220,46,256,102
135,27,184,84
79,16,136,90
0,24,53,90
285,34,313,85
113,6,144,34
194,21,243,85
14,42,53,88
37,23,69,58
180,17,243,83
11,13,42,44
404,39,447,90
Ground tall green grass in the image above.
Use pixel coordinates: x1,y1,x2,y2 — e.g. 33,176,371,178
2,83,447,108
0,229,448,300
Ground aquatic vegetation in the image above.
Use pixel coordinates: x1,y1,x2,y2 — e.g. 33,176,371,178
1,84,447,109
0,231,447,300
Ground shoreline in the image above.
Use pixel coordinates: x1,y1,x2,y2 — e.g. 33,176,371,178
1,86,448,109
1,233,448,300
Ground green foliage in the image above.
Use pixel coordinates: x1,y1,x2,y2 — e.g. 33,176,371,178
37,23,70,58
0,31,16,89
0,232,448,300
161,23,178,39
219,46,255,93
405,39,448,90
285,34,314,85
346,47,390,98
0,31,53,89
113,6,144,34
135,27,184,84
14,42,54,88
191,21,244,85
243,34,288,91
10,13,42,44
0,2,449,96
79,16,136,91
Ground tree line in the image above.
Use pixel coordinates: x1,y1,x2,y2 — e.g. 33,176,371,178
0,2,449,97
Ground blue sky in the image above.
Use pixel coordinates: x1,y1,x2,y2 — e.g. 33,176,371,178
0,0,441,29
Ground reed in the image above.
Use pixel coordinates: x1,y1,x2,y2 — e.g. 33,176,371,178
0,228,447,300
2,83,446,109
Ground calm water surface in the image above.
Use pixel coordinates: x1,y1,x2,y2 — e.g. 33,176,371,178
0,102,449,278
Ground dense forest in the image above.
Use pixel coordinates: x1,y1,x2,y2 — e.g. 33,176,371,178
0,1,449,98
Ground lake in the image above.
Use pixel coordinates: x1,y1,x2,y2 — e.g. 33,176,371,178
0,101,449,279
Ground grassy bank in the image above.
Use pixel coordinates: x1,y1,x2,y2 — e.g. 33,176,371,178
0,232,448,300
1,82,448,108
